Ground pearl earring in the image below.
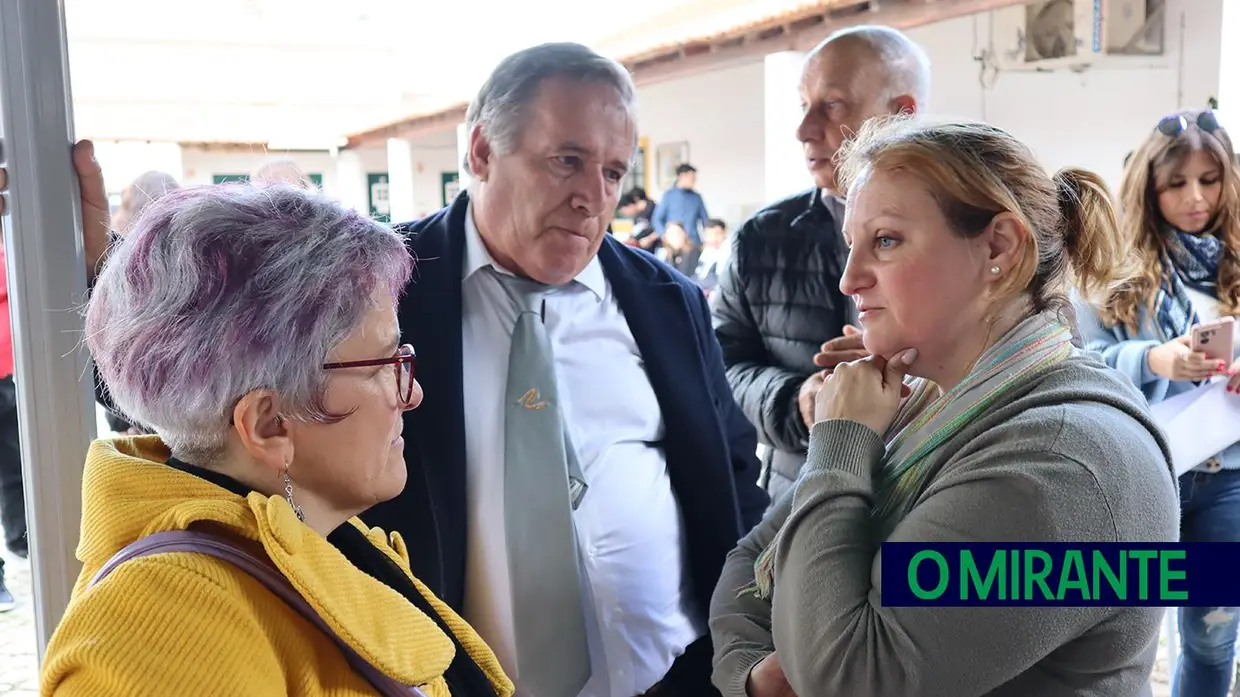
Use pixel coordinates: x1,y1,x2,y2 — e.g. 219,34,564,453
990,266,1001,275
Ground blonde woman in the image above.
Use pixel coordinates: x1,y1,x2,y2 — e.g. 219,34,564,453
709,118,1179,697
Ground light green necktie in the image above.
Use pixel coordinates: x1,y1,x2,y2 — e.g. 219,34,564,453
494,271,591,697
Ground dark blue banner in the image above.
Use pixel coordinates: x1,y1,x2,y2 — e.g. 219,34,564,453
881,542,1240,607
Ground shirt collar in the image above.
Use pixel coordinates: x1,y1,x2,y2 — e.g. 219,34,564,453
461,200,606,300
820,189,846,217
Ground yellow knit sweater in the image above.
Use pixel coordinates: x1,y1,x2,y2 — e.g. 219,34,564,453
40,437,514,697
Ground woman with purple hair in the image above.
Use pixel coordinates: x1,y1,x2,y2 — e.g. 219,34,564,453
39,184,512,697
103,169,180,434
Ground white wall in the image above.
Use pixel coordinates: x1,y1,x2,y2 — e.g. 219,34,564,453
631,0,1222,228
636,61,767,230
99,143,459,221
1220,0,1240,116
93,141,183,195
910,0,1222,192
140,145,458,219
180,149,337,189
100,0,1224,230
399,143,460,218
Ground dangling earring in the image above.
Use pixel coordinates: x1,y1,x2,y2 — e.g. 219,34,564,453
282,467,305,522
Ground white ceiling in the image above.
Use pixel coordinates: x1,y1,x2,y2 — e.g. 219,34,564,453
63,0,720,147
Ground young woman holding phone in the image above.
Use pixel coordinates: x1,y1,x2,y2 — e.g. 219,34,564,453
1076,108,1240,697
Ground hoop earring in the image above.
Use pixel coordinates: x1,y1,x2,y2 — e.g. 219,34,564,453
282,468,305,522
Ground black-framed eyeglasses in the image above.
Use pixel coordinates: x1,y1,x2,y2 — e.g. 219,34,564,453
323,343,417,406
1157,110,1221,137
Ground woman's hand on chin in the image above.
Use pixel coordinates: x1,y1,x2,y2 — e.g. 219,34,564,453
813,349,917,436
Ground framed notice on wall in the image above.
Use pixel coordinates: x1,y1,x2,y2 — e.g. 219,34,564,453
656,141,690,191
441,171,461,207
368,173,391,222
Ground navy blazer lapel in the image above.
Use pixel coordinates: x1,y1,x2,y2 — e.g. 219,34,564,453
597,238,727,494
396,195,469,602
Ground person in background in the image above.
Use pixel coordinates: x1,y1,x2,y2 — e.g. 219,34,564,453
710,117,1178,697
1075,108,1240,697
40,182,512,697
252,158,316,190
111,170,180,236
653,163,710,247
617,187,659,251
659,221,701,277
103,170,182,434
0,237,21,613
360,42,766,697
711,25,931,504
695,218,730,294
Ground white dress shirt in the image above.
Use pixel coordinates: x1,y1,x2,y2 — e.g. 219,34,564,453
459,205,705,697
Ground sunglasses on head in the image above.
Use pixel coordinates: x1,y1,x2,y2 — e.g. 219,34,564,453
1156,110,1221,137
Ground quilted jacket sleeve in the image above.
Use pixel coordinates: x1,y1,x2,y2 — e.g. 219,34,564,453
711,222,812,454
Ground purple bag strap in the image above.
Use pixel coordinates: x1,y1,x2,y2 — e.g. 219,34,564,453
89,529,428,697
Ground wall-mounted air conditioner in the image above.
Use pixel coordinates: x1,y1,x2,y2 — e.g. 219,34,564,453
991,0,1166,72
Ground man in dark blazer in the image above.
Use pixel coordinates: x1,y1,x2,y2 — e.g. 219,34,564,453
36,44,765,696
361,43,767,697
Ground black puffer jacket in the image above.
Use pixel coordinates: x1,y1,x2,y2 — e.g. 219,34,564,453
710,188,854,505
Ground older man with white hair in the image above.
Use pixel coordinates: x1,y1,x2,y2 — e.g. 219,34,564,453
357,42,767,697
710,25,932,506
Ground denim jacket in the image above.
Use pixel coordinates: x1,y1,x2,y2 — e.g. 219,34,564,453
1073,296,1239,472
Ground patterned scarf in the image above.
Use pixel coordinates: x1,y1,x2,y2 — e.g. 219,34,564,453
1154,229,1224,341
749,313,1074,600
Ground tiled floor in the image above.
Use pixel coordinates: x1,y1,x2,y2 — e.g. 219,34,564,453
0,546,38,696
0,405,113,696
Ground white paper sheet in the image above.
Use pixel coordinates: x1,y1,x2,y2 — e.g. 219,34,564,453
1149,378,1240,475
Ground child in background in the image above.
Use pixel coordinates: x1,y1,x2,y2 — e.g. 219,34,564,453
696,218,731,294
658,221,700,278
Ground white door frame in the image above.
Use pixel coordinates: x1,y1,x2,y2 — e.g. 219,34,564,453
0,0,99,661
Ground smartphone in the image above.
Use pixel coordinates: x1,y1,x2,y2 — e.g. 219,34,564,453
1191,316,1236,363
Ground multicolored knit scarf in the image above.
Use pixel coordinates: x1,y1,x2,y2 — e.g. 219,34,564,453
749,312,1074,600
1153,227,1223,342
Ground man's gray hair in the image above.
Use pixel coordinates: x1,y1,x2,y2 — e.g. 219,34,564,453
462,42,638,173
818,25,932,109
